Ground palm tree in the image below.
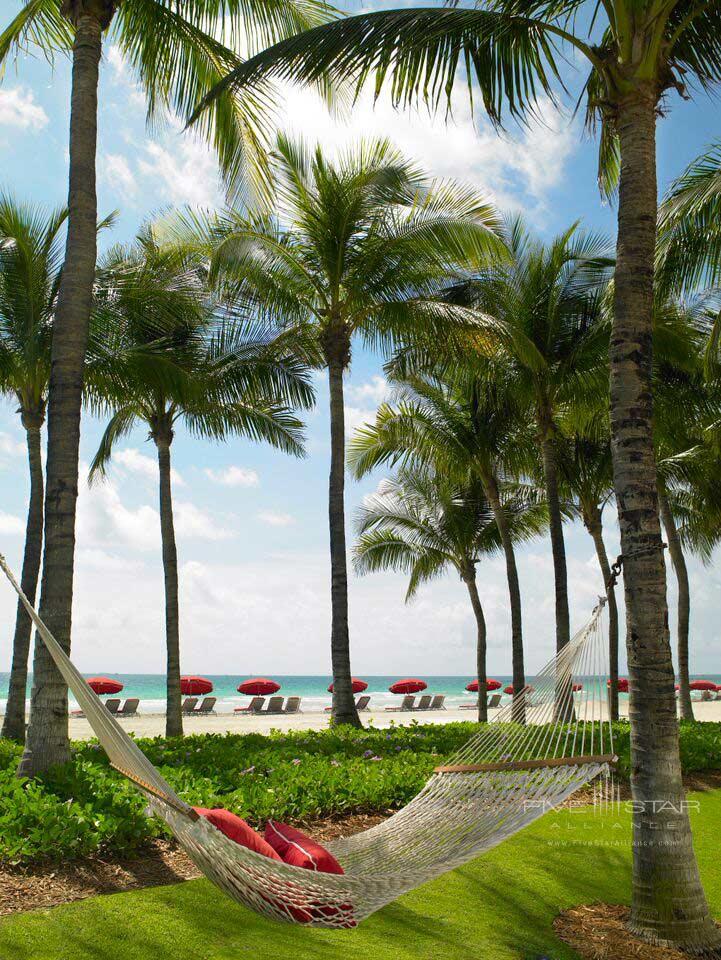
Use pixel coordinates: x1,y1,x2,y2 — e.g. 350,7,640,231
0,196,66,743
2,0,335,777
348,368,532,719
201,134,504,726
463,220,612,658
557,434,619,721
653,301,718,722
354,468,542,722
193,5,721,946
88,228,313,737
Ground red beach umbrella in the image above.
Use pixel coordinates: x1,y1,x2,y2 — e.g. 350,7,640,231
465,678,502,692
503,685,514,695
238,677,281,696
689,680,717,691
608,677,629,693
87,676,123,695
327,678,368,693
181,676,213,695
389,679,427,694
572,683,583,692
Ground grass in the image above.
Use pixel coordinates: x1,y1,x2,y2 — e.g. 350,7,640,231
3,787,720,960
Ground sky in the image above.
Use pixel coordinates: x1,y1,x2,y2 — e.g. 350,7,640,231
0,1,719,679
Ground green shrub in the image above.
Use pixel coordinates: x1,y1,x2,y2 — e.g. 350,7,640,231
0,719,719,866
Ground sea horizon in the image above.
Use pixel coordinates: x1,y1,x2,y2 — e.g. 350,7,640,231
3,672,720,715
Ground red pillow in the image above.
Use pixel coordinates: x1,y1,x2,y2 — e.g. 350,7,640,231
264,820,344,875
194,807,281,861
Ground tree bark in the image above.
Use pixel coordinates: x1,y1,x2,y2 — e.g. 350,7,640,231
483,469,525,723
326,355,361,727
539,434,570,652
155,434,183,739
19,15,102,776
464,569,487,723
658,487,694,721
583,505,619,723
612,90,718,950
2,415,44,743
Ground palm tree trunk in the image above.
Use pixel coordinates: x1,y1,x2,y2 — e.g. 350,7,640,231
658,487,694,721
612,91,718,951
2,415,44,744
483,469,525,722
327,355,361,728
463,570,487,723
19,14,102,777
155,434,183,739
583,505,619,723
539,435,570,652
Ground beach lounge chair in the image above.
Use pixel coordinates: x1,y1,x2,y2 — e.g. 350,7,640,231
118,698,139,717
284,697,301,714
487,693,502,709
356,695,371,711
264,696,285,714
234,696,265,714
72,696,122,719
415,695,432,710
386,695,415,712
195,697,216,715
430,695,446,710
181,697,199,714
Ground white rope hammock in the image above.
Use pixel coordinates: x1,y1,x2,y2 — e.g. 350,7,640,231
0,553,615,928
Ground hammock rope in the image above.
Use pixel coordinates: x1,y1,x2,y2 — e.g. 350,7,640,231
0,553,615,928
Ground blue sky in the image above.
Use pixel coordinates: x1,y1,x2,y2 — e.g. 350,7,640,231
0,1,719,679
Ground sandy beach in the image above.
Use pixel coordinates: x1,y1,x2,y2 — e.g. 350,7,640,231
65,697,721,740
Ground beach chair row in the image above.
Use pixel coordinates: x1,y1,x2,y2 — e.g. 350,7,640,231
459,693,503,711
385,694,446,712
234,695,304,716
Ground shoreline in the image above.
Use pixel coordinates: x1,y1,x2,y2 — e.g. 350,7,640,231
60,699,721,740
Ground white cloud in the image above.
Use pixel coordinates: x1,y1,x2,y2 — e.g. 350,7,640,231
106,45,126,78
113,447,185,487
278,85,578,216
0,511,24,536
138,136,222,208
0,432,25,458
345,376,389,407
258,510,295,527
174,501,234,540
0,88,48,131
100,152,137,197
205,465,260,488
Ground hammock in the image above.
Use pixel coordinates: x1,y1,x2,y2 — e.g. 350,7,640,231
0,554,615,928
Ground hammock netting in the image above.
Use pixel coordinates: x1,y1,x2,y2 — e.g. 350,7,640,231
0,553,615,928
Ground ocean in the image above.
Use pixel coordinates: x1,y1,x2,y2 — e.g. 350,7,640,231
2,673,720,715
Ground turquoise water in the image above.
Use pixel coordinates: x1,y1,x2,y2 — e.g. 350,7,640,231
2,673,720,714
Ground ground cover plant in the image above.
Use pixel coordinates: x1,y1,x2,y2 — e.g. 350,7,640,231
1,721,720,867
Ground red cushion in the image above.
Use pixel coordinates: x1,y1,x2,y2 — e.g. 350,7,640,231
194,808,281,861
264,820,344,875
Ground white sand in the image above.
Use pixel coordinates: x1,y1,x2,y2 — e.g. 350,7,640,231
66,698,721,741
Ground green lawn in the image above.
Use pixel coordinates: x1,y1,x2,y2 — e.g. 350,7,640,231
3,788,720,960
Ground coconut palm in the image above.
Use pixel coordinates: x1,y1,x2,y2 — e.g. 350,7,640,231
0,197,66,743
2,0,335,776
557,434,619,721
653,301,720,721
88,228,313,737
348,367,532,720
354,468,543,722
193,3,721,945
462,219,612,658
200,134,504,726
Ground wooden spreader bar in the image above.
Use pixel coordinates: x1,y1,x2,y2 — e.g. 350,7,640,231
434,753,617,774
111,763,200,820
